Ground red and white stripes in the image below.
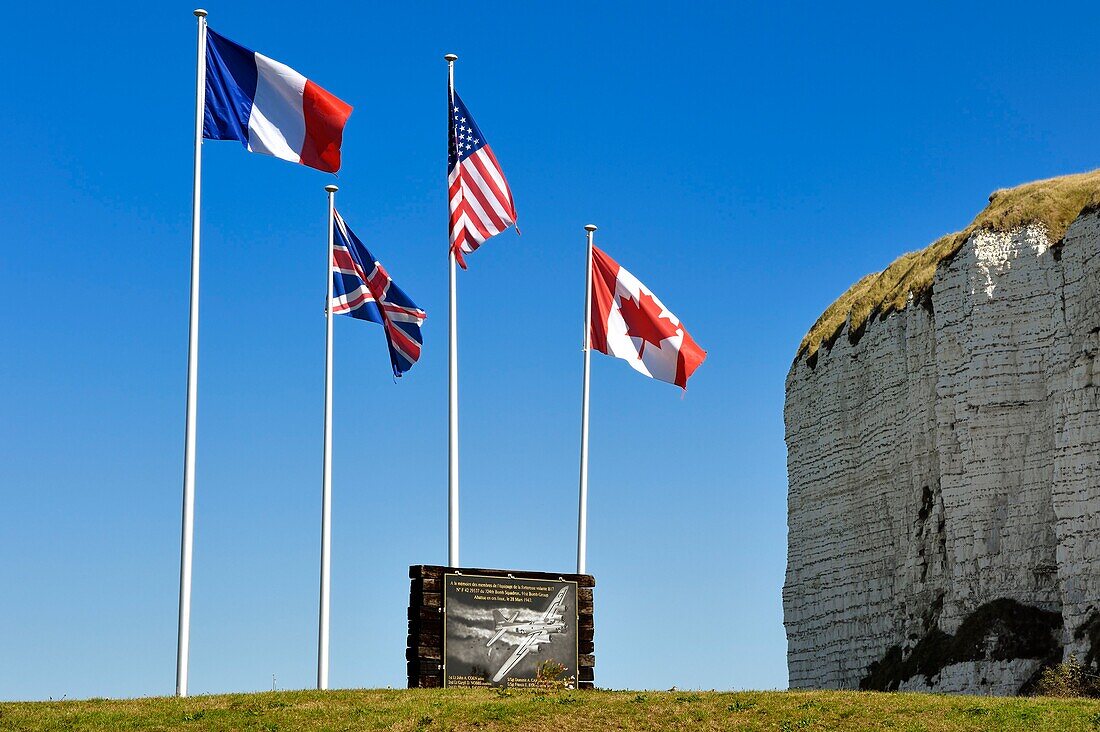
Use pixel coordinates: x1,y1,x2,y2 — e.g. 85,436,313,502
448,145,516,267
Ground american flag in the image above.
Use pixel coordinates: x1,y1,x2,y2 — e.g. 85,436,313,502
332,211,427,377
448,90,517,268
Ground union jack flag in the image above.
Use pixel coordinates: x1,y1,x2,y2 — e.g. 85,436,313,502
332,211,427,376
448,90,517,268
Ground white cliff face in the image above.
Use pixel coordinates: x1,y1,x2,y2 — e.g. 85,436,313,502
784,213,1100,694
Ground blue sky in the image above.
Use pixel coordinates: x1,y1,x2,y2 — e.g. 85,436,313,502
3,1,1100,701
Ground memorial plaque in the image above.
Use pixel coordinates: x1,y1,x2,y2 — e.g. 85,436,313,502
443,572,578,688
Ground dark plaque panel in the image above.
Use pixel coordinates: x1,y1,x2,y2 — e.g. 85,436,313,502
443,573,578,688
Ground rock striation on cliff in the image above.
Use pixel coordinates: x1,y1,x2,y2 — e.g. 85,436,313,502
784,171,1100,695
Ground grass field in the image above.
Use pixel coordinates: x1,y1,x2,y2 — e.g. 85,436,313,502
4,688,1100,731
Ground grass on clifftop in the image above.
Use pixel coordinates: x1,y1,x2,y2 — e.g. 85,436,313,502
5,688,1100,731
797,169,1100,363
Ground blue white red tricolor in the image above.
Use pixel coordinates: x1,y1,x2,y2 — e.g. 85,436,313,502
203,28,352,173
332,211,427,377
590,246,706,389
448,91,517,268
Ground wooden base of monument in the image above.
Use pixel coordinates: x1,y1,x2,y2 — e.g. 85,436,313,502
407,565,596,689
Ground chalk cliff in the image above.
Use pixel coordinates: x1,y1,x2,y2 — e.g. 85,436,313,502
784,171,1100,694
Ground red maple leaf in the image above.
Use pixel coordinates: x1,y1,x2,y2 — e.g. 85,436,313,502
618,291,680,357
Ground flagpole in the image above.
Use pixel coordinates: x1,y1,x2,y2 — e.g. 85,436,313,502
177,7,207,699
445,53,460,569
318,184,338,691
577,224,596,575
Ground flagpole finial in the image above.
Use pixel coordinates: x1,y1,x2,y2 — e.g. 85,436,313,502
445,54,458,62
584,224,598,232
325,184,339,193
193,8,207,17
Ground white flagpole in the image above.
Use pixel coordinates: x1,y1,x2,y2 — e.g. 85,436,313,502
318,184,338,690
445,53,460,568
177,7,207,699
577,225,596,575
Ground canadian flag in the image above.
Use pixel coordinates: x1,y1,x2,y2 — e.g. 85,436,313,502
590,245,706,389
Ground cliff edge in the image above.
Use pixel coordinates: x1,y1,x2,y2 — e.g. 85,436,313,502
784,170,1100,694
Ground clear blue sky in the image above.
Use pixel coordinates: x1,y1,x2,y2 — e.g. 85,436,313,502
2,1,1099,701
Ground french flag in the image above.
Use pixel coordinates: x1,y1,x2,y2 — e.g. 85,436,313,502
203,28,352,173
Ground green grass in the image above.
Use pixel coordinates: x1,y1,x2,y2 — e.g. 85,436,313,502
4,688,1100,731
797,168,1100,363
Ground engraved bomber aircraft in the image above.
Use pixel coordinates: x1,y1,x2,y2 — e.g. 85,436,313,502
486,587,569,683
